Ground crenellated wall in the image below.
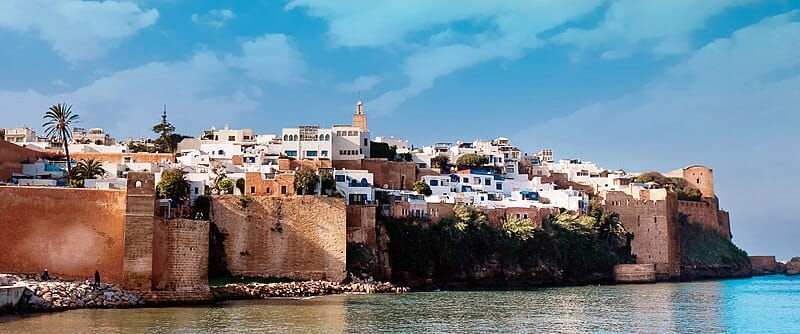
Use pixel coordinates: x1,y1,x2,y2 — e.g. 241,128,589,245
603,191,681,280
678,198,731,239
211,195,347,282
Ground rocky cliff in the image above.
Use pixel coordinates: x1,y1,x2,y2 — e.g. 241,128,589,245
786,258,800,276
679,214,751,280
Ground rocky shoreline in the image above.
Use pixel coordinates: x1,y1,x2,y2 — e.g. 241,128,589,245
0,274,143,312
211,279,410,300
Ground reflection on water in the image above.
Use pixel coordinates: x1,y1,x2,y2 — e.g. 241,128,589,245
1,276,798,333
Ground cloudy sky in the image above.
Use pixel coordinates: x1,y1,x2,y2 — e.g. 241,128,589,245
1,0,798,259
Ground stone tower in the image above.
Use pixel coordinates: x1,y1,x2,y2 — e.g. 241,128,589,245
123,172,156,291
352,100,367,131
682,165,715,198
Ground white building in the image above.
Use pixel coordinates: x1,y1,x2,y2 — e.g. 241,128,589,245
3,127,37,143
334,169,375,205
374,136,412,153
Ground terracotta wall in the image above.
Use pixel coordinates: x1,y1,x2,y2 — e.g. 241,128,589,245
244,172,295,196
0,187,126,282
604,191,681,280
211,195,347,282
71,152,173,164
152,219,210,293
0,140,48,181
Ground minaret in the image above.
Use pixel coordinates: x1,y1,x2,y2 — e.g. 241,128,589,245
352,99,368,131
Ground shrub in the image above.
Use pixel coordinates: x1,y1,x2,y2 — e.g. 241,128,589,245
456,154,489,168
237,195,253,209
158,168,189,203
413,180,432,196
294,169,318,195
217,178,234,194
235,178,245,194
430,155,450,169
502,217,536,241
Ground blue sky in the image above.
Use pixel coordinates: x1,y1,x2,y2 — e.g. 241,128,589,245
1,0,799,259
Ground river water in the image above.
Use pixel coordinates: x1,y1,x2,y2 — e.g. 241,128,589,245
1,275,798,333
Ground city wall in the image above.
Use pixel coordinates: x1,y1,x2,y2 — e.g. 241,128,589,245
346,205,377,249
152,219,210,293
0,186,126,282
244,172,295,196
211,195,347,282
678,198,731,239
603,191,681,280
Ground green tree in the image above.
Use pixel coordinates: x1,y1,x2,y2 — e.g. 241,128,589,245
320,170,335,194
413,180,432,196
235,178,245,194
42,103,79,183
152,109,176,153
217,178,234,194
73,158,106,180
502,217,536,241
158,168,189,203
294,169,318,195
430,155,450,169
456,154,489,168
677,187,702,201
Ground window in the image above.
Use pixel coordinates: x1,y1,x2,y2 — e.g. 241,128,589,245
324,134,330,141
496,183,503,190
335,175,345,182
523,213,529,219
364,138,369,146
194,187,199,195
135,181,142,188
516,213,521,219
430,180,439,187
218,150,225,156
285,150,297,157
485,178,491,186
306,151,318,157
228,136,235,141
463,177,469,183
321,150,328,157
267,187,271,194
250,186,255,194
281,186,287,195
283,134,288,141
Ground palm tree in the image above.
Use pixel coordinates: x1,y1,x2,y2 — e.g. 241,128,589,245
74,159,105,180
43,103,79,183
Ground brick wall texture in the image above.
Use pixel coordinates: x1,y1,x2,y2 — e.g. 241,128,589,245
0,186,126,282
123,172,157,290
211,195,347,282
678,198,731,239
604,191,681,279
346,205,377,248
152,219,210,292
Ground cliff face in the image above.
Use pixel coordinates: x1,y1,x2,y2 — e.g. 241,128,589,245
679,214,751,280
349,211,633,289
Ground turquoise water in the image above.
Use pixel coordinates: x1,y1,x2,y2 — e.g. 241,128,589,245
1,275,798,333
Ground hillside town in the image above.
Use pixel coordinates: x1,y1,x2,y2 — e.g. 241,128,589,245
1,101,791,312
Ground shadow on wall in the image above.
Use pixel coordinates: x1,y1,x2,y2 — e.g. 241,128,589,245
210,195,347,283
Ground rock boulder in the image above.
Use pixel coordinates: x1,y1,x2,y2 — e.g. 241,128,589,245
786,257,800,276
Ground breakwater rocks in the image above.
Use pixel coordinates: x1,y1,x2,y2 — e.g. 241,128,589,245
212,280,410,300
0,274,143,312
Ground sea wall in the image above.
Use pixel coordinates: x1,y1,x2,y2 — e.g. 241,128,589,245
152,219,210,293
211,195,347,282
614,264,656,283
0,187,126,283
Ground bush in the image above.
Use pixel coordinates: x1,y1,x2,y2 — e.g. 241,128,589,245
320,171,335,193
677,187,702,201
456,154,489,168
294,169,318,195
235,178,245,194
413,180,432,196
217,178,234,194
502,218,536,241
237,195,253,209
430,155,449,169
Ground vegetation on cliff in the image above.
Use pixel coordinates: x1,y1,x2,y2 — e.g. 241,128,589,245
634,172,702,201
679,213,749,272
375,205,633,287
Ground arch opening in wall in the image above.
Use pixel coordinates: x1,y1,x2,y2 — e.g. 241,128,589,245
135,180,142,188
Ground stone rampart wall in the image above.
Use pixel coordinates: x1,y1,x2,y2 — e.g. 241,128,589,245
346,205,377,249
678,198,731,239
0,140,48,181
211,195,347,282
0,187,126,282
152,219,210,293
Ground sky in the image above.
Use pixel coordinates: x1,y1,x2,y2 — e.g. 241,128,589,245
1,0,798,259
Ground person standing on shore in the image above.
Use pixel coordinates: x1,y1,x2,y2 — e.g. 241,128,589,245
94,270,100,287
41,269,50,281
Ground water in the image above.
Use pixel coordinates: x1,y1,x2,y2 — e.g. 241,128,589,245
1,275,798,333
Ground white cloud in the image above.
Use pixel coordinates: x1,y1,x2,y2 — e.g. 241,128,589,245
515,10,800,258
0,0,159,62
191,8,235,29
289,1,606,115
336,75,381,92
224,34,307,84
0,33,307,138
554,0,753,59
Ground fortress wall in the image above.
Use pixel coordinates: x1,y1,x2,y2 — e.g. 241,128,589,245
0,187,126,283
152,219,210,293
211,195,347,282
678,198,731,239
604,191,681,280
